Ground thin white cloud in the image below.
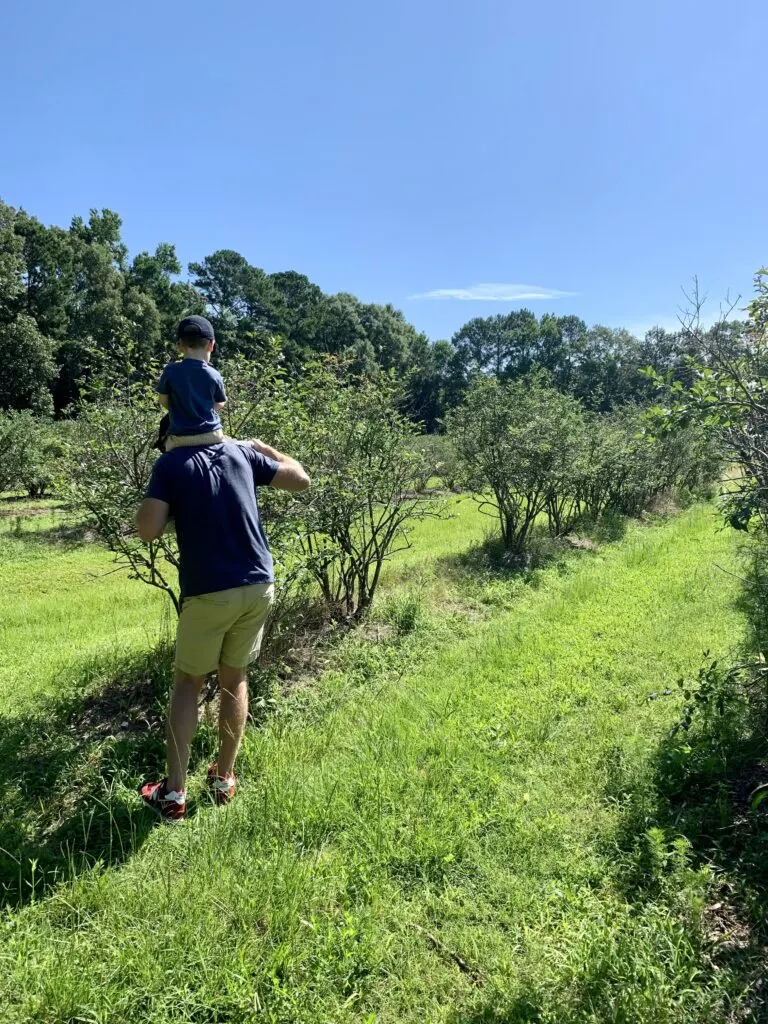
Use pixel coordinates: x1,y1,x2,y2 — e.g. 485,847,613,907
409,283,575,302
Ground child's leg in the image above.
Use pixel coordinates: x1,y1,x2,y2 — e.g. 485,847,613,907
166,430,225,450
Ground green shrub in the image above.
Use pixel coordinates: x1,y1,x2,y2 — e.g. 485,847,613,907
447,373,588,554
0,411,72,498
58,378,183,611
405,433,455,492
292,364,444,619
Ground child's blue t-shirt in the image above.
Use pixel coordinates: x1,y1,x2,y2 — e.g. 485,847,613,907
157,358,227,435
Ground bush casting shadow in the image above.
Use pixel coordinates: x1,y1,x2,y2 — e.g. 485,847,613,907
436,511,628,591
0,646,176,907
4,521,94,550
437,530,560,584
449,1001,543,1024
606,652,768,1019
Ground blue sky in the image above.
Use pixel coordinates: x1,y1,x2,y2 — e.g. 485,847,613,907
2,0,766,341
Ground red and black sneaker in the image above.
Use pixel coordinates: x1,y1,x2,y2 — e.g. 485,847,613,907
140,779,186,822
207,763,237,806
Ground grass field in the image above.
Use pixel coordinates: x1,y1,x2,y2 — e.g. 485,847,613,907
0,497,760,1022
0,495,490,715
0,503,170,713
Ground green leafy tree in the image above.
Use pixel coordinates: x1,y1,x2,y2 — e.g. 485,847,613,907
0,315,55,413
59,377,181,612
300,292,367,359
0,203,55,412
56,208,168,404
0,411,69,497
13,211,76,341
127,243,202,354
290,364,443,618
358,302,425,375
267,270,323,360
0,200,24,324
405,336,464,431
407,433,455,492
0,411,35,493
447,374,586,555
542,401,590,536
189,249,282,354
452,309,540,382
647,270,768,534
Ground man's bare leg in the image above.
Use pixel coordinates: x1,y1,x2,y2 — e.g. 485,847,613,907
217,663,248,777
166,670,205,793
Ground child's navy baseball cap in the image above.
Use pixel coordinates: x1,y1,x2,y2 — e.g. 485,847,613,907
177,315,214,342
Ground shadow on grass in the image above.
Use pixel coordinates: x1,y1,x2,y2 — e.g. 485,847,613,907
0,493,57,507
449,1003,543,1024
606,655,768,1017
0,604,352,909
1,520,93,549
435,511,623,591
0,645,176,908
436,529,559,584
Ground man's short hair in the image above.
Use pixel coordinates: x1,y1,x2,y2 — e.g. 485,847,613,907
177,315,215,347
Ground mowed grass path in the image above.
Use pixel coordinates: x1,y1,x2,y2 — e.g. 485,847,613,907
0,504,748,1023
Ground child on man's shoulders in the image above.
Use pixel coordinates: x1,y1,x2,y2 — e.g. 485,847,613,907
157,315,227,451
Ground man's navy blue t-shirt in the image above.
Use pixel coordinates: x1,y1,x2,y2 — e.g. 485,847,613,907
145,443,280,599
157,358,227,435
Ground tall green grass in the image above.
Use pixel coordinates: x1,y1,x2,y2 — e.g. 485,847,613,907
0,507,170,714
0,504,752,1022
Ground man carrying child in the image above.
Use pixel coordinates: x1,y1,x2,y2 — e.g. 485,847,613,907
136,315,310,822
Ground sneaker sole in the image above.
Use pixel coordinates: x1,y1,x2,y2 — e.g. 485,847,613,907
141,796,185,824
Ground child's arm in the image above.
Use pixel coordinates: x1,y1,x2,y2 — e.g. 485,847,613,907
212,369,227,413
156,365,171,409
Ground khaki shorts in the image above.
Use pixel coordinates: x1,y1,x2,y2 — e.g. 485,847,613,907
175,583,275,676
166,430,226,450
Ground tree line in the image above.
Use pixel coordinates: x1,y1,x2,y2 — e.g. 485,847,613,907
50,347,717,639
0,199,744,427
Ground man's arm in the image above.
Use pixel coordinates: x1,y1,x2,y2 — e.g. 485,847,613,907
157,393,170,409
136,498,170,541
251,438,310,492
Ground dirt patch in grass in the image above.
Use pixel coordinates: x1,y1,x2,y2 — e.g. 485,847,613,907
0,506,52,518
355,621,396,644
564,535,600,551
646,491,683,517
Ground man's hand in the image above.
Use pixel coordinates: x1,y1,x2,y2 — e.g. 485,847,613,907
250,437,281,461
250,439,310,492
